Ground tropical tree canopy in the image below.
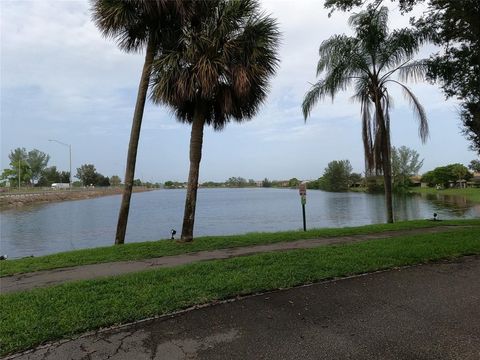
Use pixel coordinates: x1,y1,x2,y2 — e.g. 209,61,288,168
414,0,480,154
469,160,480,173
150,0,280,130
422,163,472,187
26,149,50,183
91,0,189,244
149,0,280,241
303,6,428,174
91,0,186,53
391,145,424,188
76,164,98,186
2,148,51,185
324,0,480,154
302,6,428,223
318,160,353,192
325,0,418,13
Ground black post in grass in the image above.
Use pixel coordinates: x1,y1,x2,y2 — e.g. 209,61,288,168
299,183,307,231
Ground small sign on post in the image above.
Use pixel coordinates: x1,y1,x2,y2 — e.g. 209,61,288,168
299,183,307,231
299,183,306,196
301,195,306,205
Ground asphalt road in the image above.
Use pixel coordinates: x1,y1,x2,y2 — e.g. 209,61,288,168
7,256,480,360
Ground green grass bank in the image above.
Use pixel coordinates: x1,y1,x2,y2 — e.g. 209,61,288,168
1,227,479,356
2,219,480,277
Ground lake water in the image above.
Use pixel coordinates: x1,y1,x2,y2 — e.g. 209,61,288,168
1,188,479,258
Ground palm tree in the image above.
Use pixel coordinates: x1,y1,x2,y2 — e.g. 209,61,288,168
91,0,185,244
150,0,280,241
302,6,428,223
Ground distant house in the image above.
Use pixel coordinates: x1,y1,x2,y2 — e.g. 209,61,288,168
410,176,422,187
449,179,467,189
467,172,480,188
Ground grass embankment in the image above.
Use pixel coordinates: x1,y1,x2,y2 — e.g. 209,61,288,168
2,219,480,277
1,228,479,356
0,186,153,209
410,187,480,203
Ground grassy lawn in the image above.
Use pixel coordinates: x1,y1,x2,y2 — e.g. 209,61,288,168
2,219,479,277
410,187,480,203
1,228,479,356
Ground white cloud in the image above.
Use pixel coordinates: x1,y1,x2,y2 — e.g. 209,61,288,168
1,0,476,179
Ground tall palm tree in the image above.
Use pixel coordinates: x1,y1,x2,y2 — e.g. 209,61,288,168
91,0,185,244
150,0,280,241
302,6,428,223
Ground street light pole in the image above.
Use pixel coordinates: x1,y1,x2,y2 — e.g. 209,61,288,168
69,144,72,188
49,139,72,189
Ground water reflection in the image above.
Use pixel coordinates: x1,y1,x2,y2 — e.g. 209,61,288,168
394,194,425,220
324,193,353,226
1,188,478,258
416,192,477,217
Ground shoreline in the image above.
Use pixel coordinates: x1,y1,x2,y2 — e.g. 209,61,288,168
0,187,154,209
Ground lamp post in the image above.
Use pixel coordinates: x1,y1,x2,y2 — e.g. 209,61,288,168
49,139,72,189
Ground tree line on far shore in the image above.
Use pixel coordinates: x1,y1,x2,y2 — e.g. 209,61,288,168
164,177,302,189
309,147,479,193
0,147,137,188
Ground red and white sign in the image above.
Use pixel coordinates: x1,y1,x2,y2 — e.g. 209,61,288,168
299,183,307,196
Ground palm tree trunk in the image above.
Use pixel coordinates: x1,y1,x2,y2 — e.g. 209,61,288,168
374,94,394,223
384,118,394,222
115,38,155,245
181,110,205,242
382,136,394,223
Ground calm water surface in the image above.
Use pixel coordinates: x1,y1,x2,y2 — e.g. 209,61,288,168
1,188,478,258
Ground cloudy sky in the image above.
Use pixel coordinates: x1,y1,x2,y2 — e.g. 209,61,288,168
1,0,477,183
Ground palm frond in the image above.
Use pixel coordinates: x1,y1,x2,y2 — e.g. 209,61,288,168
351,75,371,103
390,80,429,142
91,0,147,52
150,0,280,130
349,6,389,49
303,3,429,167
302,80,327,120
376,28,425,74
91,0,186,53
397,60,428,83
317,35,356,75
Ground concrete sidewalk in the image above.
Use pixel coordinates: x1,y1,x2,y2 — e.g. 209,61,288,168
7,256,480,360
0,225,463,293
